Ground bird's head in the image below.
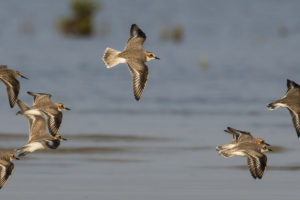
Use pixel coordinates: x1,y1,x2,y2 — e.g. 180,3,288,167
145,51,160,62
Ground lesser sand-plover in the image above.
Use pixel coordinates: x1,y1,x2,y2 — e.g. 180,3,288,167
102,24,160,101
0,152,18,189
268,79,300,138
217,127,272,179
16,91,70,136
0,65,28,108
16,100,65,157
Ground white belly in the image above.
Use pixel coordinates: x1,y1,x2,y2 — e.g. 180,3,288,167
24,109,44,116
232,150,247,157
25,142,45,152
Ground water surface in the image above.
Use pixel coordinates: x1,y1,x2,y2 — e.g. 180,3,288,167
1,1,300,199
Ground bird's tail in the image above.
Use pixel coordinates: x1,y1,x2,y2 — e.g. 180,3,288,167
15,146,30,157
16,99,29,115
102,48,124,68
267,99,283,110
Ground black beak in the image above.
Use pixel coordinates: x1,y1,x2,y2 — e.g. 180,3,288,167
15,157,20,160
155,57,160,60
268,148,273,151
21,75,29,80
62,137,67,141
65,107,71,111
265,142,271,146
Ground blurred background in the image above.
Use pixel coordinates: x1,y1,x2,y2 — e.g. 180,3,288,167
1,0,300,199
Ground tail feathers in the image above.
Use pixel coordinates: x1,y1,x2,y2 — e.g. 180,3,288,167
102,48,124,68
16,99,29,115
16,147,30,157
267,100,285,110
267,103,278,110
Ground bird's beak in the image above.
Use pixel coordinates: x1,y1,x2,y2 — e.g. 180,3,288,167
62,137,67,141
265,142,271,146
21,75,29,80
15,157,20,160
155,57,160,60
65,107,71,111
268,148,272,151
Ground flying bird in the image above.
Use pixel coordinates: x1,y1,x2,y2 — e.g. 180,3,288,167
217,127,272,179
268,79,300,138
102,24,160,101
0,152,18,189
16,100,65,157
0,65,28,108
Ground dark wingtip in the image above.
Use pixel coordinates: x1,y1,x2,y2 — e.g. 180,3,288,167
287,79,292,88
224,127,231,133
135,97,140,101
267,103,276,110
130,24,146,38
227,127,234,131
287,79,300,89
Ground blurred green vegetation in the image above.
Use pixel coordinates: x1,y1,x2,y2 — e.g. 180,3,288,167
159,25,184,43
57,0,100,37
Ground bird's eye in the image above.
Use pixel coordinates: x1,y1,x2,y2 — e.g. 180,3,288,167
150,54,153,57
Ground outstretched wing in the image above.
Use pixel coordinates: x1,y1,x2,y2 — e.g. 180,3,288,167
246,150,267,179
27,91,52,105
0,160,14,189
288,108,300,138
25,114,48,143
127,60,148,101
44,111,63,136
126,24,146,50
0,74,20,108
287,79,300,91
224,127,253,143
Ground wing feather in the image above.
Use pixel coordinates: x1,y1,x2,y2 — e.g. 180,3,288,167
246,151,267,179
127,61,148,101
224,127,253,143
0,75,19,108
45,111,62,136
126,24,146,50
288,109,300,137
0,160,13,189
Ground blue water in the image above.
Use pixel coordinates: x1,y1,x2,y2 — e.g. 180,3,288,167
1,0,300,199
